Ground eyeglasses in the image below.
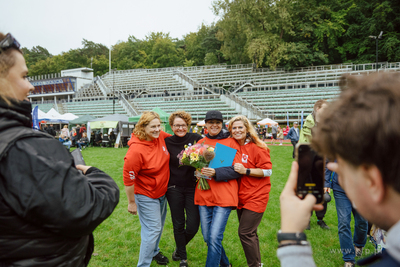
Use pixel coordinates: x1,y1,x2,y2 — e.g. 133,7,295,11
0,33,21,53
173,124,187,129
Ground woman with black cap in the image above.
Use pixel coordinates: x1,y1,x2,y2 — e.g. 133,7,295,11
195,110,242,267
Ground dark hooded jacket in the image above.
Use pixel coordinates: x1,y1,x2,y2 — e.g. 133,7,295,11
0,100,120,267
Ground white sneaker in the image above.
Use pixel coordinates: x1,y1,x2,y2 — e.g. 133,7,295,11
279,143,282,146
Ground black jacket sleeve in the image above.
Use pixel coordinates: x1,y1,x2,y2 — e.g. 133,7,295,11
214,166,242,181
0,137,120,238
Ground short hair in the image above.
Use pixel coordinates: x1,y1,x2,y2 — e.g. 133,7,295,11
312,72,400,193
0,32,23,104
168,110,192,127
228,115,269,151
313,99,328,112
133,111,161,141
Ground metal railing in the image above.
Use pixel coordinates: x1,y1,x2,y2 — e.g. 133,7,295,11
120,93,139,116
95,76,110,95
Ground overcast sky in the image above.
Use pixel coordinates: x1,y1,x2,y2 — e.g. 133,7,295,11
1,0,219,55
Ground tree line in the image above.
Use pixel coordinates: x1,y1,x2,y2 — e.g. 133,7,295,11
23,0,400,77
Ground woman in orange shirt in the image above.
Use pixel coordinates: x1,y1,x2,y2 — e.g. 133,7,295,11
228,115,272,267
196,110,242,267
123,111,171,267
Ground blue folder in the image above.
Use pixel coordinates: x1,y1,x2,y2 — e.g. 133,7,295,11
208,143,237,168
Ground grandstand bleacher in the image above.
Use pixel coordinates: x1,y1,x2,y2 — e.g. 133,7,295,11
29,62,400,123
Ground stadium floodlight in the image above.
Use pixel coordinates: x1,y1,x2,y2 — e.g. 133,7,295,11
369,31,383,72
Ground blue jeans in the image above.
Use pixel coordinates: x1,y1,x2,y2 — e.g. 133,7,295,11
333,189,368,263
135,194,167,267
62,141,71,149
199,205,231,267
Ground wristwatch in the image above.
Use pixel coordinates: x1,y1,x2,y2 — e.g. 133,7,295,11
246,168,251,176
277,230,307,242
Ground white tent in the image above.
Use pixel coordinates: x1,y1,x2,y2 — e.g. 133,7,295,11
35,108,78,123
196,120,205,126
37,108,47,119
45,108,61,119
257,118,278,126
60,113,79,121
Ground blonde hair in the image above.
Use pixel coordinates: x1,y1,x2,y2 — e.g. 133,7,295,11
169,110,192,127
133,111,161,141
228,115,269,151
0,32,23,104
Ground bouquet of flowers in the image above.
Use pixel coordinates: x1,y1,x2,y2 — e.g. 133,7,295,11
177,142,215,190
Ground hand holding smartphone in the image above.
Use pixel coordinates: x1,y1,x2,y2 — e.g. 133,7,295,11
295,143,324,204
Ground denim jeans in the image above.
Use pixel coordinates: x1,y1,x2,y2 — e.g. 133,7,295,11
199,205,231,267
135,194,167,267
166,186,200,260
62,141,71,149
291,140,298,158
333,189,368,263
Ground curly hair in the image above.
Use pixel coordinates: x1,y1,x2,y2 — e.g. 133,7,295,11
0,32,23,104
168,110,192,127
228,115,269,151
133,111,161,141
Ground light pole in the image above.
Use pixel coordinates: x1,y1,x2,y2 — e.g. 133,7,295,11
369,31,383,72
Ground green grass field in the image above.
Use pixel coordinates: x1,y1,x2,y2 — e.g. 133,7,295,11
81,146,375,267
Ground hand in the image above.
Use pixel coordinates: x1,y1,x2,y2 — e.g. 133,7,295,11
324,187,331,193
128,202,137,215
327,162,339,173
76,164,92,174
234,163,246,175
201,167,215,177
280,161,324,233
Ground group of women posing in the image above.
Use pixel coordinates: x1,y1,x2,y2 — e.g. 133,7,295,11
123,109,272,267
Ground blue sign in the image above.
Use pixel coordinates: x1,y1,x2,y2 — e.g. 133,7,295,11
32,106,39,130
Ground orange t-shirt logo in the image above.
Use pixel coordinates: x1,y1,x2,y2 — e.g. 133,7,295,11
242,154,248,163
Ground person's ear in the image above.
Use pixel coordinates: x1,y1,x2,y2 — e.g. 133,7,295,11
362,165,385,204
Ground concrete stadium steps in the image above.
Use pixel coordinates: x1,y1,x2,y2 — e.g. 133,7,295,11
132,96,237,121
63,100,127,118
75,83,105,99
236,87,340,118
101,69,188,95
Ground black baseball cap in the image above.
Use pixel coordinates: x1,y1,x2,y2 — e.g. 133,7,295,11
205,110,223,122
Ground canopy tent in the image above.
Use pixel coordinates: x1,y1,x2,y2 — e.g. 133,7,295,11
36,108,78,124
196,120,205,126
88,114,134,145
257,118,278,126
129,107,173,134
69,114,96,125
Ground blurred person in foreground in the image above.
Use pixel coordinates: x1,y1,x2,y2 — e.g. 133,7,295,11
277,72,400,267
165,110,202,267
299,99,331,230
0,32,120,266
123,111,172,267
228,115,273,267
195,110,242,267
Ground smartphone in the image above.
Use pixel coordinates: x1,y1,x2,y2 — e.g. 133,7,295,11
71,149,86,166
296,143,324,204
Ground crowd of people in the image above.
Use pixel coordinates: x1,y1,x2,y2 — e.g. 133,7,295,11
1,32,400,267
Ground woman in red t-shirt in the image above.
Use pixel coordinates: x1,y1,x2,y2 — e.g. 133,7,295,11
195,110,241,267
123,111,172,266
228,115,272,267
